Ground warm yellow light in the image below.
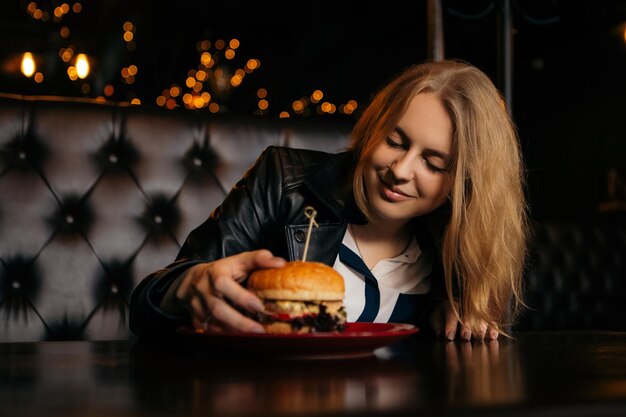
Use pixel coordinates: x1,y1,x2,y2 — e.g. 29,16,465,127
75,53,90,79
34,72,44,83
292,100,304,112
257,88,267,99
196,70,207,81
201,52,212,66
231,74,243,87
131,98,141,105
169,86,180,97
123,31,134,42
229,39,240,49
60,48,73,62
21,52,36,77
258,99,269,110
67,66,78,80
311,90,323,103
279,111,290,118
246,59,258,70
225,49,235,59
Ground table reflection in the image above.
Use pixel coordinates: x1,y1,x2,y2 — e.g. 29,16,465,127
125,335,524,415
2,332,626,417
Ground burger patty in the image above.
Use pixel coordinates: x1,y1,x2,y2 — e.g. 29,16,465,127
256,301,347,333
262,300,344,316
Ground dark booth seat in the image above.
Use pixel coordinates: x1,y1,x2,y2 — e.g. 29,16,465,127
517,220,626,331
1,94,625,342
0,94,351,342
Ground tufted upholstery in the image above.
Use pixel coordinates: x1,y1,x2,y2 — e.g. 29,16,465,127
517,220,626,331
0,94,352,342
1,94,625,342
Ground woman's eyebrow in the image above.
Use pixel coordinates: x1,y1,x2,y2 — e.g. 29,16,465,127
395,126,450,160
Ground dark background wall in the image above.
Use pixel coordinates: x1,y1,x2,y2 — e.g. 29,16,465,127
1,0,625,222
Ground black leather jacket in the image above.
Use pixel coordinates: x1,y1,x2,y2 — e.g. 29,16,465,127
129,146,443,336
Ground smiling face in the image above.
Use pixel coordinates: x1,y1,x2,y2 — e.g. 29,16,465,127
362,93,453,227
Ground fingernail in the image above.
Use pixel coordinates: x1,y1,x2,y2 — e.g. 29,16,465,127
446,331,455,341
247,298,264,313
490,330,499,340
461,330,472,341
247,324,265,334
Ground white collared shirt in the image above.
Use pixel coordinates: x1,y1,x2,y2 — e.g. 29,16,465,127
333,226,432,323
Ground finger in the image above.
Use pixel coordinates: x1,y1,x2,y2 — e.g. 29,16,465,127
474,321,488,342
176,264,206,301
460,327,472,342
209,250,285,313
444,304,459,341
188,294,210,326
207,295,265,333
187,268,265,333
222,249,287,282
486,324,500,341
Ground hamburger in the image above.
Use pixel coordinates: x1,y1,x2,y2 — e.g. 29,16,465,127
246,261,347,334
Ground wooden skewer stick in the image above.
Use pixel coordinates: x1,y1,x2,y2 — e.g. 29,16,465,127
302,206,319,261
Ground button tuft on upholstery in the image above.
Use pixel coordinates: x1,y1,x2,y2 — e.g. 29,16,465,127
95,260,134,304
183,142,217,172
95,134,139,172
50,195,94,236
2,130,49,171
140,194,181,237
1,256,41,300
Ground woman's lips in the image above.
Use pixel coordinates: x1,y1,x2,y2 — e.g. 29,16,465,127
379,178,416,202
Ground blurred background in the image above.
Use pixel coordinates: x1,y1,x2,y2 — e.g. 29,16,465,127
1,0,625,221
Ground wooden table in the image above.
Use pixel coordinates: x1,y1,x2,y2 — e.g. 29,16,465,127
2,331,626,416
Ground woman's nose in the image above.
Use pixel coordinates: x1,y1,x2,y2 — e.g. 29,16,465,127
389,154,416,182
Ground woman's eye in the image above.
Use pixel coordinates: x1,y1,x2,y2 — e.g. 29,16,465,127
385,137,405,149
424,158,448,174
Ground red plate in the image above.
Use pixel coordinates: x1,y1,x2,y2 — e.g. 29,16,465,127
177,322,418,360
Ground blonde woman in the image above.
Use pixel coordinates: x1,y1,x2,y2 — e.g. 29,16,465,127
130,60,529,341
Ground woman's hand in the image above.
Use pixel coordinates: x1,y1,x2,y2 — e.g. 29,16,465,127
174,249,286,333
429,299,499,342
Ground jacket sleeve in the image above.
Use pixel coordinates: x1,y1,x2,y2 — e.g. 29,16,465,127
129,146,285,336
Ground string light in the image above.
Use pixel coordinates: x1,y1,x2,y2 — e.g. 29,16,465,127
21,52,36,77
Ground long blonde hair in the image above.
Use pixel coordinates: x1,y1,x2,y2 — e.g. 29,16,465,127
350,60,529,334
